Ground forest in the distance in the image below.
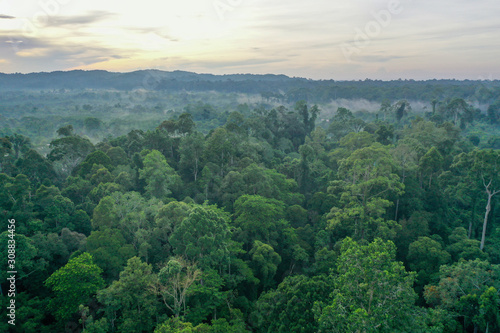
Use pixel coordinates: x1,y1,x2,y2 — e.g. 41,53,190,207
0,70,500,332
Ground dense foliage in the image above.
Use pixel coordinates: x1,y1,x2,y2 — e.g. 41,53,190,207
0,78,499,332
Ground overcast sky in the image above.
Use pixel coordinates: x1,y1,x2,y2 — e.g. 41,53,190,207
0,0,499,80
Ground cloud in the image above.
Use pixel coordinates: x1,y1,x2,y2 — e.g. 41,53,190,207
127,27,180,42
44,11,114,27
0,14,15,19
351,55,407,63
0,31,134,73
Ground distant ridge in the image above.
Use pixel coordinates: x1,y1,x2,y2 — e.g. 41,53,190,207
0,69,301,91
0,70,499,103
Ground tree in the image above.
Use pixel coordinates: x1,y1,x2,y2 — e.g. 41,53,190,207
0,232,38,281
487,100,500,124
452,149,500,250
425,259,500,332
419,146,443,188
153,257,201,318
204,128,236,177
34,185,75,232
48,136,94,178
8,133,31,159
76,150,113,178
379,99,392,122
328,143,404,241
86,228,135,281
249,240,282,290
179,132,205,181
393,100,411,124
446,227,488,261
139,150,180,199
97,257,157,333
316,238,421,332
107,146,129,167
84,117,102,134
328,108,365,141
169,205,231,271
92,196,119,230
407,236,451,293
221,163,302,210
233,195,286,250
45,252,104,321
295,100,320,135
442,98,475,127
177,112,196,136
15,149,56,185
251,274,334,333
57,124,74,137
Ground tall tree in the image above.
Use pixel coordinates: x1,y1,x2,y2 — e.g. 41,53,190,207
153,257,201,318
179,132,205,181
316,238,422,332
169,205,232,271
452,149,500,250
139,150,181,199
425,259,500,332
97,257,157,333
328,143,404,241
44,252,104,321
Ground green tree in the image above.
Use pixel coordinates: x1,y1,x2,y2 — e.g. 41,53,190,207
452,149,500,250
441,97,475,127
419,146,443,188
328,143,403,241
233,195,286,250
56,124,74,137
407,236,451,294
34,185,75,232
84,117,102,134
92,196,119,230
204,127,236,177
446,227,487,261
139,149,181,199
45,252,104,321
249,240,282,290
425,259,500,332
487,100,500,124
179,132,205,181
97,257,157,333
76,150,113,178
8,133,31,159
86,228,135,281
107,146,129,167
48,135,94,178
170,205,231,271
316,238,421,332
251,274,334,333
393,100,411,124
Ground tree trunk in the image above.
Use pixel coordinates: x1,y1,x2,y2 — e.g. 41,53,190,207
480,181,500,251
394,198,399,221
480,193,492,251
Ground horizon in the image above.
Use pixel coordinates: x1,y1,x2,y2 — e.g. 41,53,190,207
1,68,500,83
1,1,500,80
0,68,500,82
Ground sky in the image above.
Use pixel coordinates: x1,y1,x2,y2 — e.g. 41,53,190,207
0,0,499,80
